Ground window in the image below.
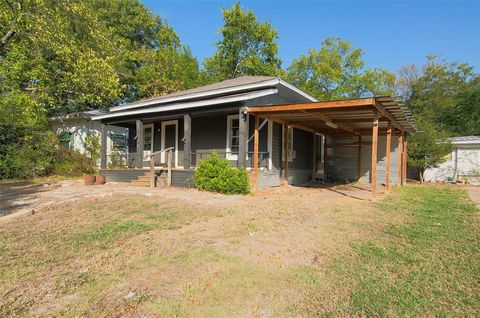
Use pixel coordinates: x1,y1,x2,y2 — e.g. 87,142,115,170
282,126,295,162
110,133,127,152
226,115,240,160
59,132,74,150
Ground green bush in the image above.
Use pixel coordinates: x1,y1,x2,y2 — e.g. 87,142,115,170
194,153,250,195
54,150,96,176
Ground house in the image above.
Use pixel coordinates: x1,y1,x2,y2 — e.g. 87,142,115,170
49,110,128,166
424,136,480,185
92,76,415,196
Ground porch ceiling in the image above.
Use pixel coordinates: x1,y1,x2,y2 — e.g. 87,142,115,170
246,97,415,136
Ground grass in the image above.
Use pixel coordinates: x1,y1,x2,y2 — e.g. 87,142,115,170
0,185,478,317
300,186,480,317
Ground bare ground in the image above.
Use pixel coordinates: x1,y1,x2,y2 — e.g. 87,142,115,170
0,180,404,317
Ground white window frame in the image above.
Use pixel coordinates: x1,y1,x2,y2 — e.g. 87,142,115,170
282,125,295,162
267,120,273,170
161,120,179,167
142,123,154,162
226,114,241,160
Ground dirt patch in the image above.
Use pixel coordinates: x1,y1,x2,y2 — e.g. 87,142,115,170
0,180,403,317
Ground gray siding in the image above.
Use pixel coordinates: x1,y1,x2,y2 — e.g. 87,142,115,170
99,169,146,182
326,135,400,184
171,170,195,188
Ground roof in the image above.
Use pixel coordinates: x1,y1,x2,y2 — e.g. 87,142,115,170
48,109,105,121
93,76,317,120
246,96,416,135
450,135,480,145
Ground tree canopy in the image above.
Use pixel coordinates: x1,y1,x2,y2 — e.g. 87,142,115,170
286,37,395,100
203,2,282,83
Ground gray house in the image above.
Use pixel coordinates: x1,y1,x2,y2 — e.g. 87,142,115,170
93,76,415,196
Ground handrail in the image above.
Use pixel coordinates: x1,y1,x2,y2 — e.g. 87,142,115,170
149,147,174,188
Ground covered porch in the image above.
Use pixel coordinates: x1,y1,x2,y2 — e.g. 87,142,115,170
247,97,415,199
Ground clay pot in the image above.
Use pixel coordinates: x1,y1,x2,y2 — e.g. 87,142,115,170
84,175,96,186
95,175,106,185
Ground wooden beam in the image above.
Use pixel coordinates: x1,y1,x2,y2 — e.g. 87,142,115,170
300,110,359,135
183,114,191,169
100,123,107,169
283,122,289,185
258,114,315,134
402,133,408,185
312,132,317,180
385,121,392,190
253,115,259,192
136,119,143,168
373,100,403,132
397,133,404,186
247,98,375,113
371,111,379,200
357,135,362,181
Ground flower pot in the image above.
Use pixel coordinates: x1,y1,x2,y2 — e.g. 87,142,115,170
84,175,96,186
95,175,106,185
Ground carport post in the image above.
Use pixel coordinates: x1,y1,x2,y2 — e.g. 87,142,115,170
371,111,379,199
402,133,408,184
397,133,404,186
385,121,392,190
283,122,289,185
253,115,259,192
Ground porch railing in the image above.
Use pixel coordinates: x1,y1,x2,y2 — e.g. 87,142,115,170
189,151,269,169
149,147,174,188
106,153,137,169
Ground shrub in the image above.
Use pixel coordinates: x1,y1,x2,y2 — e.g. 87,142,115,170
54,150,96,176
194,153,250,195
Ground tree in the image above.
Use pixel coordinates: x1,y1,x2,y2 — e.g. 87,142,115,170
404,56,479,135
286,37,395,100
203,2,282,82
407,120,452,183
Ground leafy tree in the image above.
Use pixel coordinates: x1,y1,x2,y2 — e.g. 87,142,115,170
407,120,452,183
203,2,282,82
286,37,395,100
403,56,479,135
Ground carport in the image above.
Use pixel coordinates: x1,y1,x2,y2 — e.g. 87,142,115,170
247,97,416,199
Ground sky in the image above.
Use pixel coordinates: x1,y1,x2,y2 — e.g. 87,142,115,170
142,0,480,73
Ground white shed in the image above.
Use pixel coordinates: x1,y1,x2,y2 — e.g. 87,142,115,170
424,136,480,184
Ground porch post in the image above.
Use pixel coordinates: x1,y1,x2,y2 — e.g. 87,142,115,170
136,119,143,168
371,111,379,199
283,122,289,184
238,107,247,168
385,121,392,190
183,114,191,169
397,133,404,186
253,115,259,191
100,123,107,169
311,132,317,180
402,133,408,185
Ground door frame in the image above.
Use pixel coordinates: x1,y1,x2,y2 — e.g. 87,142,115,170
161,120,179,167
143,123,154,162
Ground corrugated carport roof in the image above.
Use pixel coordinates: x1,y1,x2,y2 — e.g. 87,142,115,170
246,96,415,135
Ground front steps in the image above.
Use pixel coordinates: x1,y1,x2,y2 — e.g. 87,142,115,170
130,172,168,187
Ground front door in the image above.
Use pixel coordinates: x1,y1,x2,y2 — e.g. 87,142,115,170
161,120,178,166
143,124,153,162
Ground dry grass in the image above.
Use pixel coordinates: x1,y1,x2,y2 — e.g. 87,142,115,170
1,185,476,317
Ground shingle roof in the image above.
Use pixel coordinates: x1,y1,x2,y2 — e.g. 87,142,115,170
450,136,480,144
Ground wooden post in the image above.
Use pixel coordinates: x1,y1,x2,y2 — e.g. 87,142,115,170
167,149,172,187
100,123,107,169
371,111,379,199
385,121,392,190
253,115,259,191
402,134,408,185
183,114,191,169
283,122,289,184
136,119,144,169
357,135,362,181
312,132,317,180
238,108,247,168
324,136,328,181
150,154,155,188
397,133,404,186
